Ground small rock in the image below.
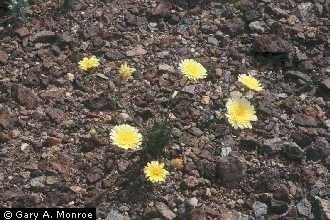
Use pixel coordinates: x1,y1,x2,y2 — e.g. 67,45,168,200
46,108,65,124
0,50,9,64
285,70,312,83
86,173,102,184
182,85,195,94
297,198,312,217
118,112,131,122
45,176,60,185
0,132,11,143
126,45,147,57
321,78,330,91
31,31,57,43
84,94,118,111
186,197,198,208
12,85,39,109
65,73,75,81
207,37,218,46
30,176,46,188
260,138,282,155
254,34,291,54
298,2,314,21
15,27,30,38
155,202,176,220
249,21,266,33
189,127,203,137
188,207,207,220
216,156,247,186
222,18,245,36
312,196,330,220
158,64,175,73
294,114,319,127
0,113,16,129
282,142,305,160
152,0,172,17
270,198,288,214
253,201,268,218
105,209,130,220
201,96,210,105
20,143,30,152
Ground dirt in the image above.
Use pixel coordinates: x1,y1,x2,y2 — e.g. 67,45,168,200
0,0,329,219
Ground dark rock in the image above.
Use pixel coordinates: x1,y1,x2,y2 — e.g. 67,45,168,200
312,196,330,220
189,127,203,137
216,156,246,186
282,142,305,161
15,27,30,38
291,131,314,147
0,113,16,129
260,137,282,155
0,132,11,143
285,70,312,83
0,50,8,64
222,18,245,36
46,108,65,124
240,136,260,151
188,207,207,220
105,50,125,61
253,201,268,218
321,78,330,91
294,114,319,127
84,94,118,111
307,138,330,161
297,198,312,218
31,31,57,43
254,34,291,54
273,184,290,202
86,173,102,184
270,198,288,214
12,85,39,109
207,37,218,46
152,0,172,17
155,202,176,220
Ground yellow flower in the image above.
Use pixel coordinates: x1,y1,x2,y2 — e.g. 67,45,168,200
110,124,142,150
78,56,100,71
144,161,169,183
238,74,263,92
179,59,207,80
118,62,136,80
170,158,184,169
226,97,258,129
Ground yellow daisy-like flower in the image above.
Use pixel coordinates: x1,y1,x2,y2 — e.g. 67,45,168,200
78,56,100,71
110,124,142,150
226,97,258,129
179,59,207,80
238,74,263,92
144,161,169,183
118,62,136,80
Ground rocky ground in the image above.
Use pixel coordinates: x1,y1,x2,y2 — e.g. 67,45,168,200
0,0,329,219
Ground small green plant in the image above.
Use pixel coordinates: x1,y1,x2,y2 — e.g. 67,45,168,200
8,0,29,19
144,120,171,158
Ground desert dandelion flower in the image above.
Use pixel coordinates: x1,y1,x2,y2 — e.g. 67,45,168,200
226,97,258,129
119,62,136,80
179,59,207,80
78,56,100,71
144,161,169,183
110,124,142,150
238,74,263,92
